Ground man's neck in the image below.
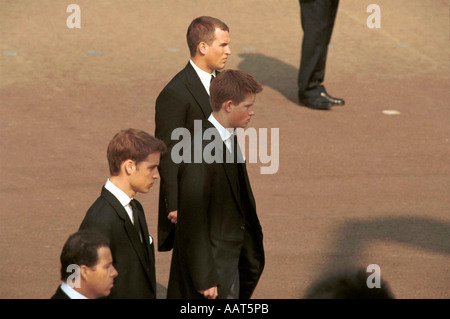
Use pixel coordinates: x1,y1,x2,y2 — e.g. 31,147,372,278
60,282,89,299
109,176,135,199
211,112,233,132
191,56,213,74
75,287,94,299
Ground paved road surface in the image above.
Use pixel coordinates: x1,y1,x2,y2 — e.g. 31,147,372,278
0,0,448,298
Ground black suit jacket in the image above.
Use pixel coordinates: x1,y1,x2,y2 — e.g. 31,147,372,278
166,120,265,299
79,187,156,299
155,62,216,251
50,286,70,299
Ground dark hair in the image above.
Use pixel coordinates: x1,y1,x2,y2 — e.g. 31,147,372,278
60,231,110,281
210,69,263,112
107,128,166,176
304,268,395,299
186,16,229,57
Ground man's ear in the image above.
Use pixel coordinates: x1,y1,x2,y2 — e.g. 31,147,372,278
122,159,135,176
198,41,208,55
224,100,234,113
79,265,89,281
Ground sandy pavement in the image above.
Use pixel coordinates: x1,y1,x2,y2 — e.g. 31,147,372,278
0,0,448,299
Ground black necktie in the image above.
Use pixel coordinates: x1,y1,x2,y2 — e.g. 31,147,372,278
130,200,150,265
210,74,215,84
130,200,142,242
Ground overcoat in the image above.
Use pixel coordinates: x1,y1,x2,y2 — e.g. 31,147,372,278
167,120,265,299
155,62,216,252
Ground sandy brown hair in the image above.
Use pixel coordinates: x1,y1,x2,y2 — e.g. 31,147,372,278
186,16,229,57
107,128,166,176
210,69,262,112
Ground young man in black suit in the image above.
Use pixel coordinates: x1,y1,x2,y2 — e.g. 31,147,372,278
167,69,265,299
79,129,166,298
51,230,118,299
155,16,231,252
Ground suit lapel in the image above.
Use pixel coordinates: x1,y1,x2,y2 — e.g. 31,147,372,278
101,188,150,271
200,121,258,216
185,63,213,118
201,121,242,209
237,160,257,211
232,133,257,212
133,201,155,267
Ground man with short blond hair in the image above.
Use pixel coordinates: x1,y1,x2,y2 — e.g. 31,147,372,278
155,16,231,252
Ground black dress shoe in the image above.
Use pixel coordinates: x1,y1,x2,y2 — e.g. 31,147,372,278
320,92,345,106
299,95,334,110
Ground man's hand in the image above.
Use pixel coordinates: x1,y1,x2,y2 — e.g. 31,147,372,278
198,286,218,299
168,210,177,224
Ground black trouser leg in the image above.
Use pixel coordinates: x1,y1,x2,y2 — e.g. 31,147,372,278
298,0,339,100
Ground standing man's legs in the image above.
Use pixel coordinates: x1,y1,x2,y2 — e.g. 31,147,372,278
298,0,343,108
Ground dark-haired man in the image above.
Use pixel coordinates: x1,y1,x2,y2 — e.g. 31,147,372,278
51,230,118,299
155,16,231,252
79,129,166,298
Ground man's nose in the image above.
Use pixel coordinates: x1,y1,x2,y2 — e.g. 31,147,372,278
111,266,118,278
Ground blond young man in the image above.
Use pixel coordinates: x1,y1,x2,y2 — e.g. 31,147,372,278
155,16,231,252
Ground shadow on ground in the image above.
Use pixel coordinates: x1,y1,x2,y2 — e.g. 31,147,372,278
320,216,450,273
238,53,299,104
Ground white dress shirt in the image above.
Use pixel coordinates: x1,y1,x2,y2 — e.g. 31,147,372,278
190,59,216,95
208,113,234,152
104,179,152,244
60,282,88,299
104,179,134,224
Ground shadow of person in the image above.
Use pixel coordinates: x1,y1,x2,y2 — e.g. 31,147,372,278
303,216,449,298
322,216,450,272
238,53,299,104
304,267,395,299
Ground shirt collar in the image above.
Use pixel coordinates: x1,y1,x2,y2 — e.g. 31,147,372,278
105,179,133,207
190,59,216,95
60,282,88,299
207,114,245,161
208,113,234,143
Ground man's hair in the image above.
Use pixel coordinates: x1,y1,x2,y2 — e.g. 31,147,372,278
107,128,166,176
186,16,229,57
60,231,110,281
303,268,395,299
210,69,263,112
